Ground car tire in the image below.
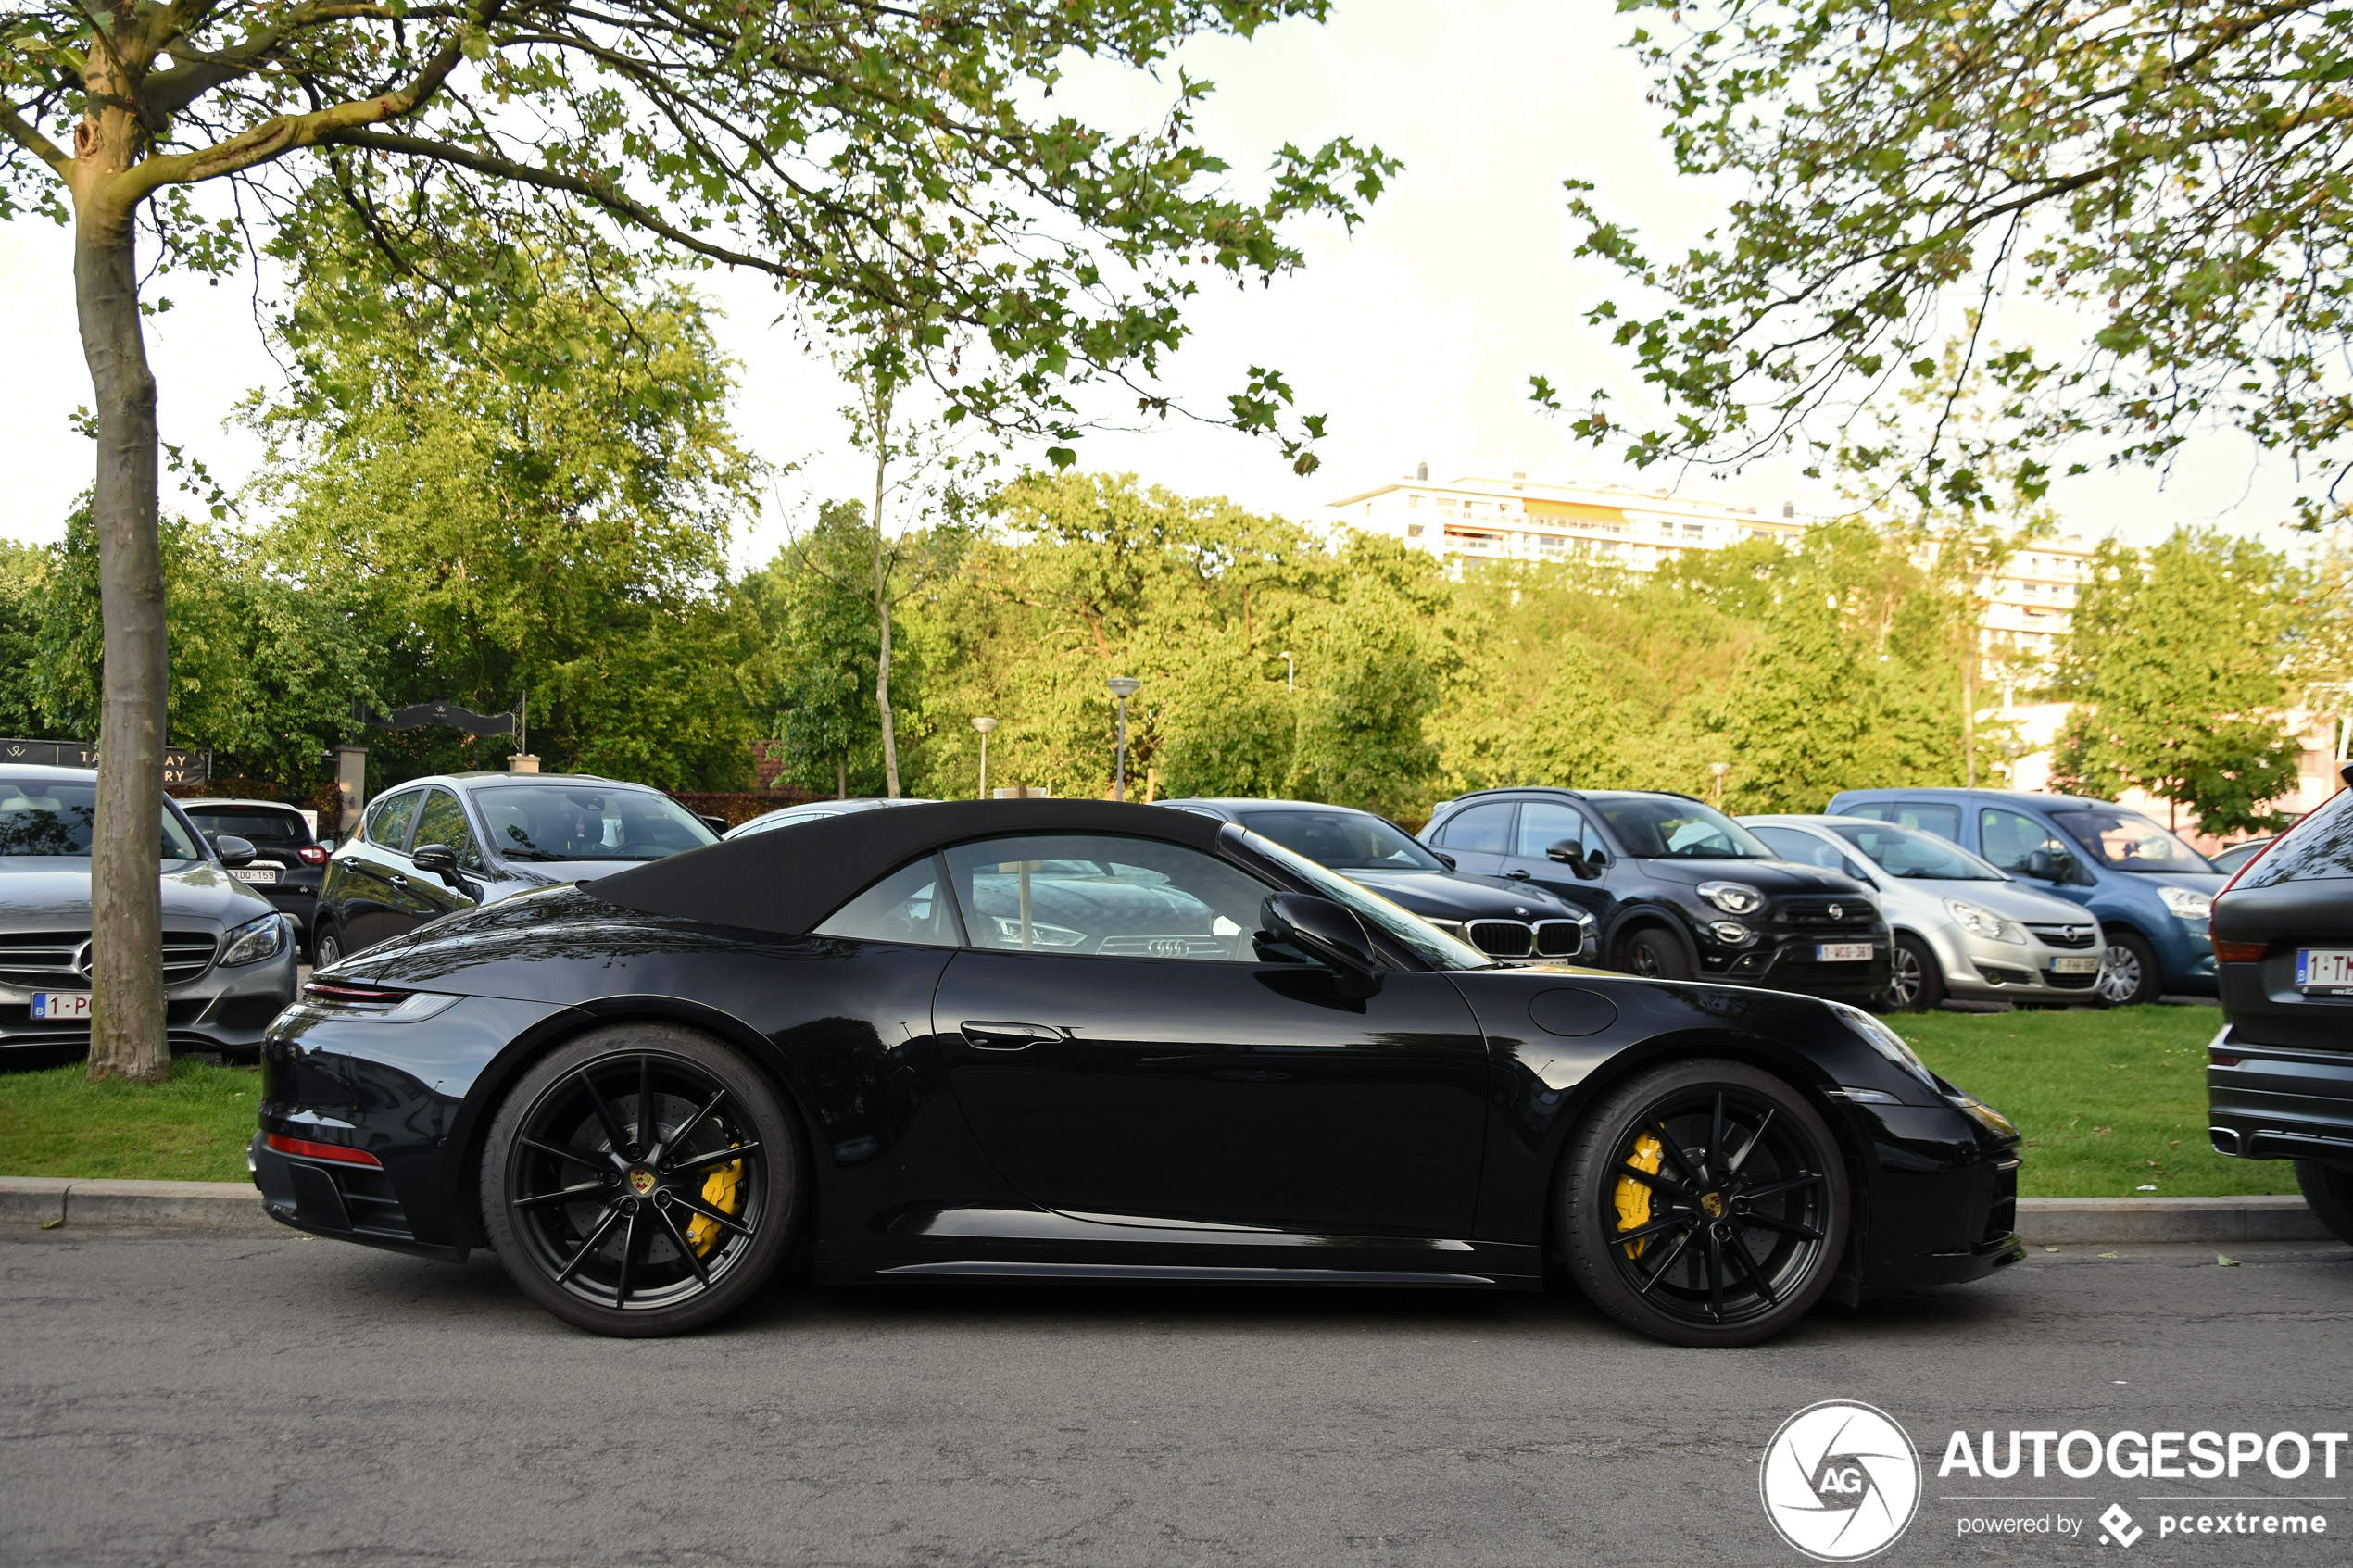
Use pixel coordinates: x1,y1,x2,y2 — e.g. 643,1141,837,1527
1560,1059,1848,1348
2296,1160,2353,1247
482,1024,802,1337
2094,931,2161,1008
1879,934,1945,1013
1618,927,1692,982
312,925,344,969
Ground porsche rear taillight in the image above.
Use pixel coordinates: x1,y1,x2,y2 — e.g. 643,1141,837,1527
265,1133,383,1168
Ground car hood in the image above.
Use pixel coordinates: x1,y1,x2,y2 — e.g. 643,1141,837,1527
1344,868,1580,922
1640,858,1872,897
0,861,274,929
1874,875,2095,927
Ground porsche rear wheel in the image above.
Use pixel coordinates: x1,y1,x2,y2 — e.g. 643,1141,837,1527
483,1025,801,1336
1561,1060,1847,1348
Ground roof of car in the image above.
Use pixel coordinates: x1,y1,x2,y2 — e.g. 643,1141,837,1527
177,798,305,812
1162,798,1381,815
1829,785,2117,809
1435,786,1708,809
376,771,636,791
594,798,1228,935
0,763,96,779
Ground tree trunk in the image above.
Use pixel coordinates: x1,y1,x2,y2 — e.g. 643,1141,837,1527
75,208,170,1084
872,441,901,799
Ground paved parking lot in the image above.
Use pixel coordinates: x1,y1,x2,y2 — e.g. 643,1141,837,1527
5,1230,2349,1566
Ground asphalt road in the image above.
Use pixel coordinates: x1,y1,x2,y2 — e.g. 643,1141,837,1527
5,1231,2350,1568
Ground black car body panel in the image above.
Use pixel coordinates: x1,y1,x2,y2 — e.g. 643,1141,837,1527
181,799,326,945
258,799,2020,1298
1422,787,1892,998
2208,772,2353,1167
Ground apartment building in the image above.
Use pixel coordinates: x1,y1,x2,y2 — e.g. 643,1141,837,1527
1329,468,2097,658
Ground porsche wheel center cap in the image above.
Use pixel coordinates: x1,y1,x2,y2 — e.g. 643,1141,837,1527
626,1167,659,1197
1700,1191,1725,1219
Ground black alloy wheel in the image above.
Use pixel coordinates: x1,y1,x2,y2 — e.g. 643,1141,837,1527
2094,931,2160,1008
1561,1060,1848,1347
1619,927,1692,981
482,1025,801,1336
2296,1160,2353,1247
1879,935,1945,1013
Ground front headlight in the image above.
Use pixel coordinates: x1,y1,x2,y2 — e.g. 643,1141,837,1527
1826,1000,1940,1094
1697,880,1767,915
989,915,1088,948
1944,898,2026,945
2159,885,2213,923
220,913,289,967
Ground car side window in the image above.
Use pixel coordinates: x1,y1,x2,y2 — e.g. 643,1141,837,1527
813,856,960,947
1894,803,1960,842
1514,801,1592,859
2235,788,2353,888
409,788,483,871
1433,801,1515,854
1980,809,2081,881
941,834,1270,962
363,790,422,853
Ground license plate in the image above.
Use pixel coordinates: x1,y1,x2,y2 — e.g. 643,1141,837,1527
2050,955,2101,974
2296,948,2353,994
31,991,92,1021
1816,942,1873,963
231,866,280,884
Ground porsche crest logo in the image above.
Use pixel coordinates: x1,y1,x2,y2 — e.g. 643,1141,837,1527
627,1168,657,1197
1700,1191,1725,1219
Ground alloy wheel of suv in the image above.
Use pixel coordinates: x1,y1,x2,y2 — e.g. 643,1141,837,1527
2095,932,2159,1007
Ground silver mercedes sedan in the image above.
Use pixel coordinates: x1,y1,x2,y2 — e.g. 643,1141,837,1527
0,766,299,1060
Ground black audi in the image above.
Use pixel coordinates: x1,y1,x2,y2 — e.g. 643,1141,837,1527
255,800,2021,1346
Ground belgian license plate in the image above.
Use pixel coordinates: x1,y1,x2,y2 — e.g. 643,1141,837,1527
231,866,279,884
31,991,93,1021
1816,942,1873,963
2296,948,2353,994
2050,955,2101,974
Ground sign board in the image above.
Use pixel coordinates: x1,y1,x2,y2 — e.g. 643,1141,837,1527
0,739,212,784
364,698,516,736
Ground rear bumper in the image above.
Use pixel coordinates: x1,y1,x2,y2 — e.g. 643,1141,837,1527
250,1130,463,1260
2208,1028,2353,1168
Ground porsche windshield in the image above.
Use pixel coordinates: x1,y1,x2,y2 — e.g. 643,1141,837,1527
0,778,205,862
474,786,718,862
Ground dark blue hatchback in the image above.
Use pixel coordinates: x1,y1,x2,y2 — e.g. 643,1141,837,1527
1825,787,2225,1006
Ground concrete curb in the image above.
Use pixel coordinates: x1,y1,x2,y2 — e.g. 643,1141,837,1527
2019,1196,2332,1245
3,1177,2337,1247
0,1175,279,1236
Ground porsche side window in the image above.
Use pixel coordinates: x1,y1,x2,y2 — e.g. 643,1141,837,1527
812,857,960,947
364,790,422,851
942,834,1269,961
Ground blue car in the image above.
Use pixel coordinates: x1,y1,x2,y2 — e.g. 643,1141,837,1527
1824,787,2225,1007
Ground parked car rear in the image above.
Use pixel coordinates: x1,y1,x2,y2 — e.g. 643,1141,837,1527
179,799,330,960
2206,766,2353,1242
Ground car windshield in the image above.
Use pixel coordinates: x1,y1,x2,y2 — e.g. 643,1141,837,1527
1821,819,2005,881
0,778,205,862
1238,810,1447,872
1591,797,1775,859
473,785,719,862
1239,830,1495,971
2050,809,2216,874
185,808,308,845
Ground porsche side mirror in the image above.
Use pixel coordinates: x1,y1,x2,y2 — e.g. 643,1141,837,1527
698,814,728,835
1260,892,1382,997
212,834,256,869
1545,838,1601,880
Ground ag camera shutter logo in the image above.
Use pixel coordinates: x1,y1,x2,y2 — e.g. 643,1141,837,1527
1760,1400,1922,1561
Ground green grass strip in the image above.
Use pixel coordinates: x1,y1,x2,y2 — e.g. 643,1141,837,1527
0,1059,262,1183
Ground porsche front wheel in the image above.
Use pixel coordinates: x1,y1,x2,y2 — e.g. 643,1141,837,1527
1561,1060,1847,1348
482,1025,801,1336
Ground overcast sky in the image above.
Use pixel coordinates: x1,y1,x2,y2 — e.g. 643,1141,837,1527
0,0,2323,570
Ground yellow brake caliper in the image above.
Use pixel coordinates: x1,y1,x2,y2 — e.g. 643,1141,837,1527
1614,1133,1665,1258
685,1156,745,1257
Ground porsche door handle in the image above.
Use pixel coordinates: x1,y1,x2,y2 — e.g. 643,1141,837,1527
961,1021,1062,1051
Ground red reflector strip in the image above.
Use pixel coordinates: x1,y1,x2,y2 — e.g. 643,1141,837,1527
2212,938,2268,964
302,982,408,1005
266,1133,384,1168
2211,1053,2243,1068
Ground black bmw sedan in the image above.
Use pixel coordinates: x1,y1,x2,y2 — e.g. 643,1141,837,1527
1158,797,1594,960
2206,764,2353,1242
256,800,2022,1346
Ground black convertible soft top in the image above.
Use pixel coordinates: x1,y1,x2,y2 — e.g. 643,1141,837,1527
589,798,1230,935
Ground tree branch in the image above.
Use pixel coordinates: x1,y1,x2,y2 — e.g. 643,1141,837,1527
0,97,72,179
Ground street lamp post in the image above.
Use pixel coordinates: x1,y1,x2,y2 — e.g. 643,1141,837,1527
1279,650,1294,692
1708,760,1730,803
971,716,998,799
1106,676,1142,800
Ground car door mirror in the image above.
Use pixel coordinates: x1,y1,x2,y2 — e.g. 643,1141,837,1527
212,834,256,869
1259,892,1381,997
1431,850,1457,871
2024,849,2056,880
1545,838,1601,880
412,843,458,873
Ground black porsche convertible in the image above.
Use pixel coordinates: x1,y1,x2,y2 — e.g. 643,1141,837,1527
253,799,2023,1347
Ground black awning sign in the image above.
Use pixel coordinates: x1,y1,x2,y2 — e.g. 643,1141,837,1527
365,699,518,737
